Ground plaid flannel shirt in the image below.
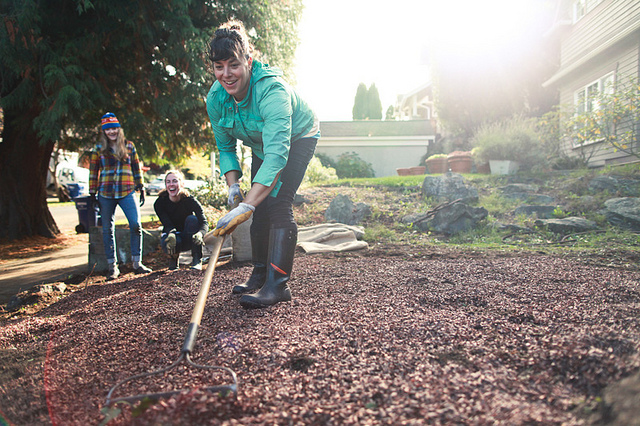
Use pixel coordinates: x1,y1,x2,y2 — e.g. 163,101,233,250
89,141,143,199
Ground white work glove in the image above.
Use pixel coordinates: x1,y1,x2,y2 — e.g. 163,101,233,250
213,203,255,236
227,183,244,206
165,232,177,255
192,232,204,246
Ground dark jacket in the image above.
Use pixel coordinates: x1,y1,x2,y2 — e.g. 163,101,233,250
153,193,208,236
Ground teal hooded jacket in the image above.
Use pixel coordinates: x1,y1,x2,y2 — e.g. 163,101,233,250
206,60,318,193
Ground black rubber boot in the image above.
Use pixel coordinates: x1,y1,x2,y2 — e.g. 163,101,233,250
232,225,270,294
190,241,203,270
239,227,297,309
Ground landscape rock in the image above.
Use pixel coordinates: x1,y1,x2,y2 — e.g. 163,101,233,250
503,192,555,204
514,205,558,219
495,223,533,234
324,194,371,225
293,193,310,206
403,200,488,235
604,197,640,231
589,176,640,196
535,216,598,235
421,172,478,203
500,183,539,194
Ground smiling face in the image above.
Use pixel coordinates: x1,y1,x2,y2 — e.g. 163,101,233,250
164,173,184,200
213,56,253,101
104,127,119,143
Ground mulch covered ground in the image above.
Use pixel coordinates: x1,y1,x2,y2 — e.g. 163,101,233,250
1,247,639,425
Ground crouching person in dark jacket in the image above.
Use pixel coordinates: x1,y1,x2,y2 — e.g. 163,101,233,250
154,170,208,270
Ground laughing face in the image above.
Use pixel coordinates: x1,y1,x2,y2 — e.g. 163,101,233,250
164,173,183,199
104,127,119,143
213,56,253,101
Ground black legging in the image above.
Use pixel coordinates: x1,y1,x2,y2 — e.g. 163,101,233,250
250,137,317,231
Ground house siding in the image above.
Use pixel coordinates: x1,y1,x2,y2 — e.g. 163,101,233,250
548,0,640,167
561,0,640,67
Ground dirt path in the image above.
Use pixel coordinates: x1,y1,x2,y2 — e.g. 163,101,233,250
1,248,638,425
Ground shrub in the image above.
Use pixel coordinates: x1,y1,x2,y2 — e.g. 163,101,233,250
325,152,375,179
471,115,545,171
303,156,338,184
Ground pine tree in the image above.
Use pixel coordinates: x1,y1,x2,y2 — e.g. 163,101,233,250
367,83,383,120
352,83,368,120
0,0,303,240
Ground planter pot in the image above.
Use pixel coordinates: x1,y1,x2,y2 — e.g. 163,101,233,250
447,154,473,174
396,168,412,176
409,166,426,175
425,157,449,174
489,160,520,175
475,162,491,174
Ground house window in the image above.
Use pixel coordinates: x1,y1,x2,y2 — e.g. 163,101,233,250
573,0,604,22
573,73,615,146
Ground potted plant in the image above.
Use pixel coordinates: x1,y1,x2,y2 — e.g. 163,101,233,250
396,167,411,176
424,153,448,174
471,116,543,175
447,151,473,173
471,147,490,174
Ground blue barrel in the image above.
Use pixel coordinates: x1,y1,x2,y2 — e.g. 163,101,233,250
66,183,81,199
74,196,101,233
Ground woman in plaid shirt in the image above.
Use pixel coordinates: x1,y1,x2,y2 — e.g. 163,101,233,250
89,112,152,280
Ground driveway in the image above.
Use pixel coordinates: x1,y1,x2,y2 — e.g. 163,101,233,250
0,195,158,305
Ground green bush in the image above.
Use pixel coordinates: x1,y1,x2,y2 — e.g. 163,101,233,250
471,115,545,171
193,178,250,210
330,151,375,179
303,156,338,184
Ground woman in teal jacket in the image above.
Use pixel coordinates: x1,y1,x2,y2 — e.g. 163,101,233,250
206,20,319,309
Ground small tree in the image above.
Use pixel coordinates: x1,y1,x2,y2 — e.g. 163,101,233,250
352,83,368,120
569,76,640,160
366,83,383,120
352,83,383,120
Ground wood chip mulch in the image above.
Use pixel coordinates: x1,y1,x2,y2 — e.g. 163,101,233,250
1,250,639,425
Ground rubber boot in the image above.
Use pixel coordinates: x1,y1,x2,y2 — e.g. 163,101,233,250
239,227,296,309
232,226,269,294
190,241,203,270
168,254,179,270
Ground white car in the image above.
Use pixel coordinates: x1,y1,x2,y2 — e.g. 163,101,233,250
145,178,165,195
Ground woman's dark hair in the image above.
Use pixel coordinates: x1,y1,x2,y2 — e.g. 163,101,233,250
208,20,254,64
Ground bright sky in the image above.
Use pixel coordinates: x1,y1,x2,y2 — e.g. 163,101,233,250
293,0,552,121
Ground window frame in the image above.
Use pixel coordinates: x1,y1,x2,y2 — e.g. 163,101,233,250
572,72,615,147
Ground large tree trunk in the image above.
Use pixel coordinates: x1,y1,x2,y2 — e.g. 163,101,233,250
0,107,60,240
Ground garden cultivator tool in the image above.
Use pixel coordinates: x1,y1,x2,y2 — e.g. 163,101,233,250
105,235,238,406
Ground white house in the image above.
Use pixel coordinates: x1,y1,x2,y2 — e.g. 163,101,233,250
316,120,437,178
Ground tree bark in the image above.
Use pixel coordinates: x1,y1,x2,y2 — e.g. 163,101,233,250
0,107,60,240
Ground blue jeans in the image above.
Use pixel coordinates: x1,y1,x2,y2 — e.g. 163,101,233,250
250,137,317,232
161,215,199,254
99,191,142,264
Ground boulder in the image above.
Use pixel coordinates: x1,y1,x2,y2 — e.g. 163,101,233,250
402,200,488,235
604,197,640,231
421,172,478,203
324,194,371,225
514,205,558,219
589,176,640,197
534,217,598,234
